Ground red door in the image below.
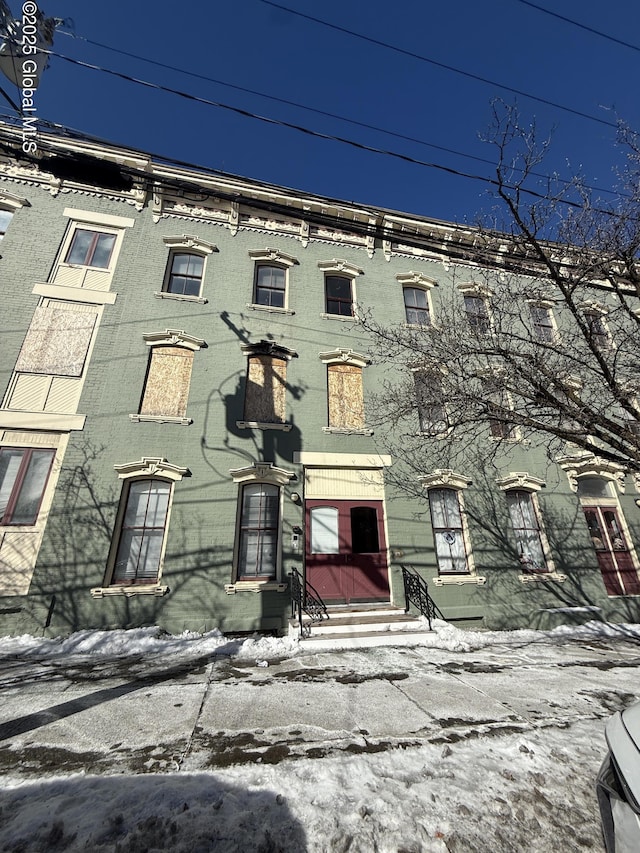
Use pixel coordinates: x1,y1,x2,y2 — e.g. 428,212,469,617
582,505,640,596
305,500,389,604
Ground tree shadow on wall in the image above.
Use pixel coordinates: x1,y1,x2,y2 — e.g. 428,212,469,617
18,442,240,635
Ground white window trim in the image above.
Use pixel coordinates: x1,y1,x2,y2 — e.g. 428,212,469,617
397,271,437,327
557,453,627,493
319,348,370,368
229,463,295,586
63,208,135,229
239,342,297,430
0,190,30,211
141,329,205,351
496,474,557,577
420,471,483,584
247,248,298,313
92,457,189,598
318,258,363,320
157,235,217,302
32,282,117,306
51,215,129,287
526,298,560,343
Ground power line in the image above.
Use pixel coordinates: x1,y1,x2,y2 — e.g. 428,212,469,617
514,0,640,54
56,28,503,174
44,51,628,208
256,0,618,130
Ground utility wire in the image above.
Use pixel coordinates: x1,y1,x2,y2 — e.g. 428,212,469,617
43,51,628,209
56,28,619,198
514,0,640,54
256,0,618,130
56,29,502,173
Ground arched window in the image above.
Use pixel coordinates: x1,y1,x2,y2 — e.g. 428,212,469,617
112,478,171,584
164,252,205,297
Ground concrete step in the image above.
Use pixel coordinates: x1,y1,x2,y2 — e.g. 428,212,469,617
289,606,432,645
294,628,437,651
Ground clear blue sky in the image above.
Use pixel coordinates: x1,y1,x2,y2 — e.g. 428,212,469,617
7,0,640,224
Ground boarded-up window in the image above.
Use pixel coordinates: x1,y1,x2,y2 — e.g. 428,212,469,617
244,356,287,423
140,346,194,418
15,303,98,376
328,363,365,429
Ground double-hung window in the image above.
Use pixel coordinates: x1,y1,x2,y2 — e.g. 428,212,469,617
415,372,447,435
112,479,171,584
255,265,286,308
325,275,353,316
506,490,548,572
237,483,279,577
530,305,554,342
0,447,55,526
428,488,469,574
404,287,431,326
464,295,490,333
165,252,204,298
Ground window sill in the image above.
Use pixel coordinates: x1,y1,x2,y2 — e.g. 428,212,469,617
246,303,295,315
129,414,193,426
404,322,432,330
237,421,292,432
322,426,374,436
225,580,288,594
519,572,567,584
433,575,486,586
33,282,117,305
91,584,169,598
154,291,207,304
0,410,86,431
320,312,359,322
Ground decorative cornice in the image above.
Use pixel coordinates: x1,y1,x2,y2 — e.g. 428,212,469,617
317,258,364,277
229,462,295,486
556,453,626,493
241,340,298,360
162,234,217,254
318,347,370,368
114,457,190,481
142,329,206,351
248,247,298,267
496,472,546,492
395,271,437,288
420,469,472,490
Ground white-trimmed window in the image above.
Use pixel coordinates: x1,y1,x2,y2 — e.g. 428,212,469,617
0,446,55,525
319,348,372,434
318,259,363,320
50,208,134,291
237,483,280,578
112,478,172,584
505,490,549,572
397,272,436,326
157,235,217,303
0,189,29,241
229,462,295,587
414,371,448,435
95,457,188,596
428,489,470,574
529,303,556,342
584,308,612,349
248,248,297,313
421,470,483,585
464,294,490,333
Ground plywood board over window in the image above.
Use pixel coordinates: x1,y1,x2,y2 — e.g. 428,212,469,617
15,303,98,377
140,346,194,418
245,355,287,423
328,363,365,429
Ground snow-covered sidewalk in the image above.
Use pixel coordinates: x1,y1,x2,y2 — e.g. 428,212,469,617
0,620,638,852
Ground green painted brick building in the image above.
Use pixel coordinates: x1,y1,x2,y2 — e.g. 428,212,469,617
0,123,638,637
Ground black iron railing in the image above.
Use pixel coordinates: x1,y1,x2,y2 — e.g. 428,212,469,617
401,565,444,630
289,567,329,638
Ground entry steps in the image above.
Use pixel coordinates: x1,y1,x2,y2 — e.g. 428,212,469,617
290,604,437,650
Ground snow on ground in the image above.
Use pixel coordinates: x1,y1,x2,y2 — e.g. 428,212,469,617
0,620,637,851
1,617,639,662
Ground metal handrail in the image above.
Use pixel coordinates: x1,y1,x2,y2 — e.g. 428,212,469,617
289,567,329,638
401,564,444,631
